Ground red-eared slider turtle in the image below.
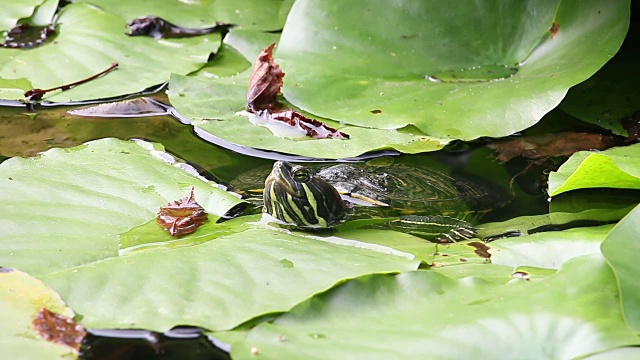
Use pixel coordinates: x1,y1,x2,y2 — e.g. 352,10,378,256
239,160,508,242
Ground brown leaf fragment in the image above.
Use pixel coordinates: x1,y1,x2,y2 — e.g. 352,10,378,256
247,43,285,112
258,109,350,139
487,132,621,163
549,22,560,39
2,23,57,49
157,187,208,236
32,307,86,352
126,16,230,39
468,241,491,259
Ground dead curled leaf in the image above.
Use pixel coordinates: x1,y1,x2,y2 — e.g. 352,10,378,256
247,43,285,112
157,187,208,236
487,132,620,163
246,43,349,140
32,307,86,352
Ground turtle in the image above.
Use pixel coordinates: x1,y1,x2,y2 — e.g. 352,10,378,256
233,159,508,242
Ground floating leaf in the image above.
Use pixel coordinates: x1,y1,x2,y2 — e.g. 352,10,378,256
0,0,45,30
275,0,629,141
548,143,640,196
233,255,638,359
0,138,242,275
0,2,221,102
601,204,640,333
157,187,208,236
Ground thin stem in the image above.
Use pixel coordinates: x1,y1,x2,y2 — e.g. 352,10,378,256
24,62,119,102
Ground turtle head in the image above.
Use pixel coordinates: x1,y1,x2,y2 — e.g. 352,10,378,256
264,161,348,228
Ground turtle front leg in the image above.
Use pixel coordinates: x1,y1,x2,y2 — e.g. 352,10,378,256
390,215,478,243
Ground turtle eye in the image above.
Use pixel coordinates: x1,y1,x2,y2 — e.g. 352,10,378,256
292,169,310,182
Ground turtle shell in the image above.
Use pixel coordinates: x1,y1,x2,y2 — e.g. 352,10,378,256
316,163,495,219
229,162,505,221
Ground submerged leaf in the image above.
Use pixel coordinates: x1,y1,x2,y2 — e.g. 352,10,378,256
488,132,620,163
32,307,86,352
157,187,209,236
67,97,169,118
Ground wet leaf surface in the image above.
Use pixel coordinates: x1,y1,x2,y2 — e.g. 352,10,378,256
233,255,639,359
275,0,629,142
0,3,221,102
0,138,242,275
601,204,640,333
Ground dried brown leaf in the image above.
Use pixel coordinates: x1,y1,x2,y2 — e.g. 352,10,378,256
247,43,285,112
157,187,208,236
32,307,86,352
549,21,560,39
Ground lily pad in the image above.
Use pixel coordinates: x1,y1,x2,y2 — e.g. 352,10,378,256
169,71,447,158
275,0,629,140
42,222,419,332
0,2,221,102
168,28,449,158
0,138,242,275
233,255,638,359
0,268,80,359
489,224,612,269
548,143,640,196
0,0,44,30
71,0,219,28
0,138,420,332
601,204,640,333
212,0,290,31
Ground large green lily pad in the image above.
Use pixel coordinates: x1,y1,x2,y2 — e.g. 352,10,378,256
233,255,638,359
548,143,640,196
43,222,419,332
0,138,420,332
601,204,640,333
0,0,44,30
0,2,220,102
275,0,629,140
489,224,612,269
0,138,242,275
0,268,80,359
